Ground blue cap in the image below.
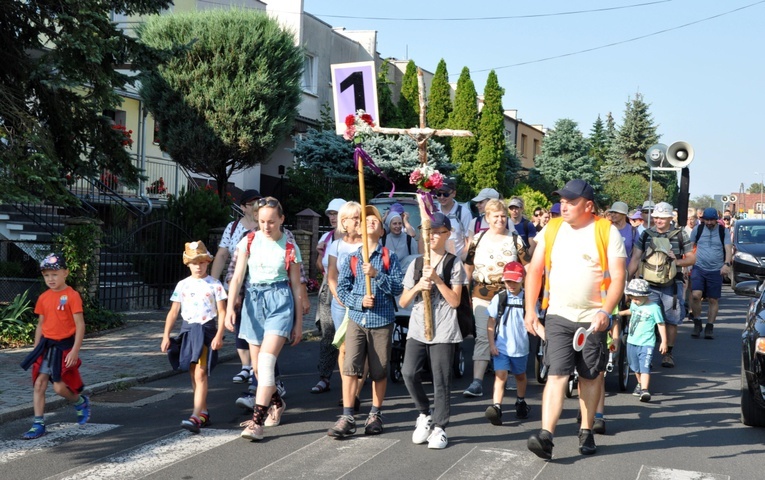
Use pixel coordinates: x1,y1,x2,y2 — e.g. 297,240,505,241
430,212,452,231
40,253,67,271
702,208,718,220
550,203,561,214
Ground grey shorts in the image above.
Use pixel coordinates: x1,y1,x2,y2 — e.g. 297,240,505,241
342,320,393,381
649,281,684,326
544,314,607,380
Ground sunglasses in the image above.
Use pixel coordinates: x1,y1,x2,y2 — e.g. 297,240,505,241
433,191,452,198
724,217,731,221
258,198,280,209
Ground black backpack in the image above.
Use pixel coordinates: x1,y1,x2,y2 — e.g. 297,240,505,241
493,290,525,340
694,224,726,259
412,254,474,338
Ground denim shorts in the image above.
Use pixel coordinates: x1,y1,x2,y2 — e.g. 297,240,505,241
239,281,294,345
627,343,653,374
492,353,528,375
649,281,684,325
690,267,723,299
331,299,346,330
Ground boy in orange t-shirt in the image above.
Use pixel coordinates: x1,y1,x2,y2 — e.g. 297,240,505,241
19,253,89,439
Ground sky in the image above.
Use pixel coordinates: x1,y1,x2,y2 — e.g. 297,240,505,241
303,0,765,200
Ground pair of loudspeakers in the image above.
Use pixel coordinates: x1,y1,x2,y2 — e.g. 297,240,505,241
645,142,694,169
721,195,737,203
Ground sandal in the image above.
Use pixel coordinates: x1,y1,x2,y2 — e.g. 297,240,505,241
311,378,330,394
232,368,252,384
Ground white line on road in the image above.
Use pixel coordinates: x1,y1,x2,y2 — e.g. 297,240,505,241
0,423,120,464
437,447,539,480
637,465,730,480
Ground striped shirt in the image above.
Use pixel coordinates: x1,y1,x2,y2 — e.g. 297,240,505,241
337,244,404,329
635,227,692,259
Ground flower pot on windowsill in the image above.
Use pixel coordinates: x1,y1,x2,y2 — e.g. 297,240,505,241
146,191,167,200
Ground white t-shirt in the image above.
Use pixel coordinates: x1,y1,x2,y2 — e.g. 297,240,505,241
327,238,363,272
536,220,626,323
170,275,228,324
437,201,472,260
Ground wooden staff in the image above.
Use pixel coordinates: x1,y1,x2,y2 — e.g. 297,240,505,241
357,152,372,295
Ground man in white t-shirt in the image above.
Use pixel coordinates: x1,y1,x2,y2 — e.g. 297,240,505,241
434,177,472,261
523,179,626,459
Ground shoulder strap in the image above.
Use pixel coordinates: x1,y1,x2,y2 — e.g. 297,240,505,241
413,256,424,284
406,234,413,255
381,231,388,246
474,215,483,234
229,218,240,238
284,241,295,272
442,252,456,288
694,225,703,244
351,247,390,277
246,230,256,256
324,229,335,246
456,204,463,222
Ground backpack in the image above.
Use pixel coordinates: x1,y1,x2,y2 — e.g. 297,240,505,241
639,229,681,286
493,290,525,340
245,231,296,273
412,253,474,338
350,247,391,276
694,224,726,258
473,215,512,235
381,231,413,256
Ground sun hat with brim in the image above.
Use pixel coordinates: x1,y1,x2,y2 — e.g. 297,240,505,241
625,278,651,297
325,198,346,215
502,261,525,282
608,201,629,215
641,200,655,212
651,202,674,218
183,240,214,265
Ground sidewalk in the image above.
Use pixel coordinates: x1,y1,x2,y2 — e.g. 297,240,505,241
0,295,320,425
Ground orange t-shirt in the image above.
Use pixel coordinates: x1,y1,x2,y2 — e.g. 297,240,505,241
34,286,84,340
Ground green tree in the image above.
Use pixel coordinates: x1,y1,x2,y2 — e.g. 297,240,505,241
290,129,356,182
589,115,609,172
377,59,400,128
398,60,420,128
138,9,303,201
0,0,172,203
602,173,667,209
748,182,764,194
449,67,479,198
427,59,452,129
691,195,715,209
472,71,506,195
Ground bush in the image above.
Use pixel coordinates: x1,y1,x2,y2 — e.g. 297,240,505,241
0,290,36,347
167,186,233,241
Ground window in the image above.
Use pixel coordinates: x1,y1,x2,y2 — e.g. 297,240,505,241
153,120,161,146
520,134,528,157
302,54,317,95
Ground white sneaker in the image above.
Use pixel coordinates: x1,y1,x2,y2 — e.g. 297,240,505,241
427,427,448,449
276,379,287,398
412,414,433,444
236,394,255,411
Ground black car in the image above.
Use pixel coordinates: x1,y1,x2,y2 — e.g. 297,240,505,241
733,280,765,426
731,219,765,288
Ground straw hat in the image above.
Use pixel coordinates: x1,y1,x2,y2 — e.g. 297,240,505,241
183,240,214,265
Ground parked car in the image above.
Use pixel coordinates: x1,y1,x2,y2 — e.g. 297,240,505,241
733,279,765,426
368,192,422,230
731,219,765,288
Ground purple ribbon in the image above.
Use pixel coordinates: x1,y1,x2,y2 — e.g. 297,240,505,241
354,146,395,198
417,190,437,222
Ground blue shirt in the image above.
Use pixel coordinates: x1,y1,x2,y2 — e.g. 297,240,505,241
690,224,730,271
487,289,529,357
337,244,404,329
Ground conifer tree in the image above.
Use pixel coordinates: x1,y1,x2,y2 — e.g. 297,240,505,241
449,67,479,197
397,60,420,127
427,59,452,129
589,115,608,172
472,70,506,194
532,118,598,199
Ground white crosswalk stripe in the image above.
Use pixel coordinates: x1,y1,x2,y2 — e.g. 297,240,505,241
638,466,730,480
0,423,120,465
437,447,539,480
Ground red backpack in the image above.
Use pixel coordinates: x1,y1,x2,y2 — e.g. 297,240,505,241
350,247,391,277
246,231,296,272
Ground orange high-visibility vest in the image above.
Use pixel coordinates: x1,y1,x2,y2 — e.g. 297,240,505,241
541,216,612,310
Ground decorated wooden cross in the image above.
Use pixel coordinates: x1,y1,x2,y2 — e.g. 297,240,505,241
373,68,473,340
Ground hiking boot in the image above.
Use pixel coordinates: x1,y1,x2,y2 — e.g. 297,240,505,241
463,380,483,397
704,324,714,339
236,393,255,411
264,400,286,427
328,415,356,438
74,395,91,425
661,354,675,368
485,405,502,426
691,319,703,338
364,412,384,435
412,414,433,444
22,422,46,440
593,417,606,435
528,430,554,459
181,416,202,434
640,391,652,402
427,427,448,449
633,383,642,397
240,419,264,441
578,429,597,455
515,400,530,419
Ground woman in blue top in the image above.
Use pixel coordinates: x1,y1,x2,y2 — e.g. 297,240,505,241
225,197,303,441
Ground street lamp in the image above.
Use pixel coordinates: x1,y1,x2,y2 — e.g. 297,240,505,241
756,172,765,219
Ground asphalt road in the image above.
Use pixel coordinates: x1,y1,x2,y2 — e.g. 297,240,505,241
1,286,763,480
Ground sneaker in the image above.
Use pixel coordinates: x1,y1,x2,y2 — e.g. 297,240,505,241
328,415,356,438
633,383,642,397
463,380,483,397
505,377,518,391
661,354,675,368
427,427,448,449
515,400,530,419
364,412,384,435
593,417,606,434
264,400,286,427
527,430,554,459
691,319,702,338
578,429,597,455
22,422,46,440
240,419,264,441
485,405,502,426
640,391,652,402
232,368,252,384
74,395,91,425
181,416,202,434
276,379,287,398
236,394,255,411
412,414,433,444
704,324,714,339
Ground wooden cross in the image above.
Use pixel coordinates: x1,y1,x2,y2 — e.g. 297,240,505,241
373,68,473,341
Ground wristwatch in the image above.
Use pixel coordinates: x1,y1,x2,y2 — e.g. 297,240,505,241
724,262,731,266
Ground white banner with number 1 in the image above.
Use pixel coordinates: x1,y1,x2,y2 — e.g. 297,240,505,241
330,61,379,135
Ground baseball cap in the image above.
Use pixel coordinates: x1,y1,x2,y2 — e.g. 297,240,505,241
502,261,525,282
472,188,501,202
508,198,524,208
629,210,643,220
701,207,718,220
608,201,629,215
430,212,452,231
442,177,456,191
651,202,674,218
550,203,561,214
365,205,383,223
325,198,346,215
553,179,594,201
40,253,67,271
239,189,261,205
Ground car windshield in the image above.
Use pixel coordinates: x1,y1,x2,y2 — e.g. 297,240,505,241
737,225,765,244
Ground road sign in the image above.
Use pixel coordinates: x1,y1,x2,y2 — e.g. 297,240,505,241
330,61,379,135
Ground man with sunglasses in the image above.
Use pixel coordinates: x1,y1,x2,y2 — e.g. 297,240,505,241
434,178,473,261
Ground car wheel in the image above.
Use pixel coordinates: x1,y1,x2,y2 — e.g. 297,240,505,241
741,363,765,427
618,340,629,392
534,338,548,384
390,349,404,384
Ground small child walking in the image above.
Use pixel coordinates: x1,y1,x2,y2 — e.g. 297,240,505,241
485,261,530,426
618,278,667,403
19,253,90,439
162,241,227,433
